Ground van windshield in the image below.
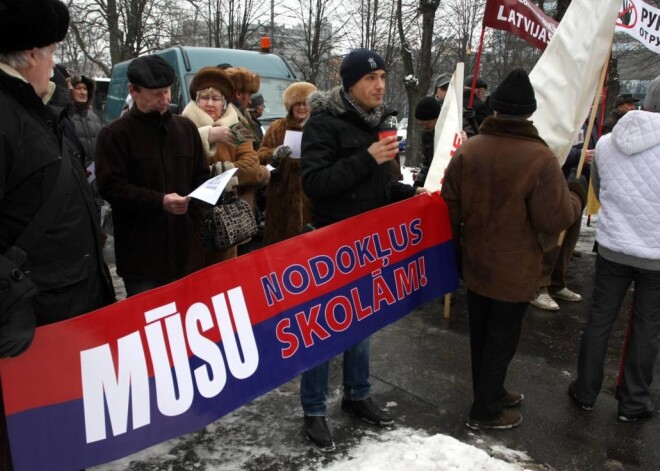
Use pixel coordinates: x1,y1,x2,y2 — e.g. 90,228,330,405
184,74,293,122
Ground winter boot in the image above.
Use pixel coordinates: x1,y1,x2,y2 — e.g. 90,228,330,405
501,390,524,408
341,397,394,426
466,410,522,430
304,416,335,452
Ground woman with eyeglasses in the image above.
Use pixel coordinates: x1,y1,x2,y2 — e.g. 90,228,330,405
257,82,317,245
182,66,270,264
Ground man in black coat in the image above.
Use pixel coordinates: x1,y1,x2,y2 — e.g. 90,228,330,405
412,96,441,188
602,93,639,134
300,48,427,451
464,75,493,127
0,0,115,467
96,55,210,296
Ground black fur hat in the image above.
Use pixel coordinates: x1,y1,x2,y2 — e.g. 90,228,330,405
0,0,70,53
490,69,537,116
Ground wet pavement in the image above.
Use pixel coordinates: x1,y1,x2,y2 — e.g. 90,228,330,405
95,217,660,471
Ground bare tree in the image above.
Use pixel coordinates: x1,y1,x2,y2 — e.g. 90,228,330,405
396,0,441,167
280,0,348,85
67,0,190,70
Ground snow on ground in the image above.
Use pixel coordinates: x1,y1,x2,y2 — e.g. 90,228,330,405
93,426,532,471
302,428,530,471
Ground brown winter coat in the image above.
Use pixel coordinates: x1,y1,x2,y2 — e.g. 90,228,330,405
182,101,270,262
258,115,312,245
440,116,583,302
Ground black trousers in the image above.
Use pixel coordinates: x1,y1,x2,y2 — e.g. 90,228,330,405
467,289,527,421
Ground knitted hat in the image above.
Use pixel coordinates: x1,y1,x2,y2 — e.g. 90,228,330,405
127,55,175,89
415,96,441,120
283,82,318,112
643,76,660,112
615,93,639,107
340,48,388,92
225,67,260,93
0,0,70,53
464,75,488,89
490,69,536,115
434,73,451,90
189,66,234,100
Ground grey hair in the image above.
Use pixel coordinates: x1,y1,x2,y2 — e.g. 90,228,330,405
0,46,53,71
0,50,31,70
643,76,660,113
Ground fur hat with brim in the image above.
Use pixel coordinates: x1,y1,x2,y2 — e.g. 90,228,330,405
490,68,536,116
225,67,260,93
189,66,234,100
283,82,317,112
0,0,70,53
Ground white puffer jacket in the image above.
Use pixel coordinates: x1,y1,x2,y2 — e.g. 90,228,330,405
594,110,660,269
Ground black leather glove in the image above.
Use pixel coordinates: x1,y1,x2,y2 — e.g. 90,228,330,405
0,298,36,358
567,168,588,209
271,145,292,168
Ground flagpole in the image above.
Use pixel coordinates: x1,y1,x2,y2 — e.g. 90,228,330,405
577,51,611,178
468,25,486,109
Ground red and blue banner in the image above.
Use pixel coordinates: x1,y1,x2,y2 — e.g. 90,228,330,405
0,193,458,471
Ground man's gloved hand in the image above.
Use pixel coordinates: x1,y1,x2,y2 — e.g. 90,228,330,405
567,168,588,209
272,145,292,168
0,298,36,358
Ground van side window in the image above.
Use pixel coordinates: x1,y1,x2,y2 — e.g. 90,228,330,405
170,76,182,114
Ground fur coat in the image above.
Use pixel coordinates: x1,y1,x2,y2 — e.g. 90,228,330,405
182,100,270,210
258,115,311,245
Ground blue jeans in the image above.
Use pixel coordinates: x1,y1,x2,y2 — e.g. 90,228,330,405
300,338,371,416
574,255,660,415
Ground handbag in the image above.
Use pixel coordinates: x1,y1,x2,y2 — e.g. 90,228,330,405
200,191,258,252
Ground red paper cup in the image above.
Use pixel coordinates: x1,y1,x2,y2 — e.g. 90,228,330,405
378,129,397,140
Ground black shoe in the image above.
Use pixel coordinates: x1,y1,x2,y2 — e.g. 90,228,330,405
341,397,393,426
618,410,655,423
304,416,335,451
568,382,594,411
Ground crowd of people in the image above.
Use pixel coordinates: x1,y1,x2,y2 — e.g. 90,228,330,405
1,0,659,466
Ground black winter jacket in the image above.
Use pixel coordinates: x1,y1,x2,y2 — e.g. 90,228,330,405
0,68,114,331
301,87,415,228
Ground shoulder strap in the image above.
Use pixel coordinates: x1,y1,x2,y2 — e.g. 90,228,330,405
5,153,72,266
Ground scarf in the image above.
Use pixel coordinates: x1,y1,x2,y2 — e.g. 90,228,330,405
341,89,384,128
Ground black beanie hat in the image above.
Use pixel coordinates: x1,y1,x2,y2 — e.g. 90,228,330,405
0,0,70,54
340,48,388,92
415,96,441,120
127,55,176,89
490,69,537,115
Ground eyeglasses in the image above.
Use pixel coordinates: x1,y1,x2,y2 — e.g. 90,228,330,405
198,95,224,104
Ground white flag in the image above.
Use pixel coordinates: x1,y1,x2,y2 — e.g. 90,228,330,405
530,0,621,165
616,0,660,55
424,63,464,192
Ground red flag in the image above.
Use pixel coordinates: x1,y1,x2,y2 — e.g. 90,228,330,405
483,0,558,51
